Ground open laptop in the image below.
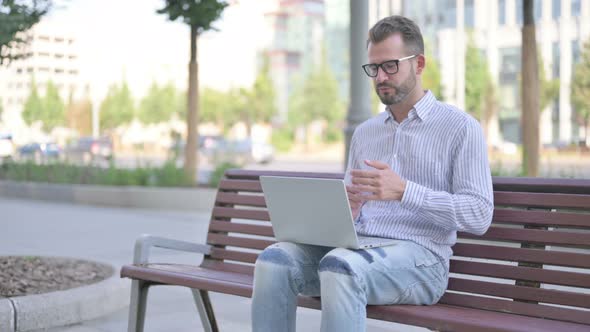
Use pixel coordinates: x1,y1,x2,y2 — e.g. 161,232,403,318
260,176,400,249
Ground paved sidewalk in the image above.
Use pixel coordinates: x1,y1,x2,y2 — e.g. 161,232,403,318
0,198,426,332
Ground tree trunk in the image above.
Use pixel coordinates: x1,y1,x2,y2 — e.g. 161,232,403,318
521,0,540,176
185,25,199,184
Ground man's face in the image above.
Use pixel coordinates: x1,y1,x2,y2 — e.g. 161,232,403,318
367,34,417,105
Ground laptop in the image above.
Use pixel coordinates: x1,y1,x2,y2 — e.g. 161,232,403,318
260,176,400,249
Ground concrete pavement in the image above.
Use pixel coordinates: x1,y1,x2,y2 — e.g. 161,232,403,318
0,197,426,332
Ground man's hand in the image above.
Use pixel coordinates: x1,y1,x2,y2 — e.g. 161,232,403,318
350,160,407,201
346,185,366,220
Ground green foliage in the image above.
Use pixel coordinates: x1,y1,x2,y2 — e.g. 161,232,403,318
538,55,559,111
0,160,193,187
99,81,135,132
200,87,238,130
209,161,240,187
243,56,277,124
157,0,227,32
22,80,65,132
138,82,180,124
42,81,65,131
66,98,92,136
422,42,443,99
288,58,345,138
0,0,51,65
465,36,492,120
571,38,590,137
0,98,3,121
22,79,43,126
271,126,294,152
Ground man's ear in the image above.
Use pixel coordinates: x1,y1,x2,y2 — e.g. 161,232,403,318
415,54,426,75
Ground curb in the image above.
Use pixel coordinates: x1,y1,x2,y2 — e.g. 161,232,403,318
4,261,129,332
0,180,217,212
0,298,15,332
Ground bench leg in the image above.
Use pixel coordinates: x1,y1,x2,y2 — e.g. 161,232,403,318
128,280,150,332
191,289,218,332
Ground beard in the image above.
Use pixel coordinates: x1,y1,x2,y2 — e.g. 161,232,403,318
375,66,417,105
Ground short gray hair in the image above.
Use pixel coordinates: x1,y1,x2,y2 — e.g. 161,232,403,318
367,16,424,55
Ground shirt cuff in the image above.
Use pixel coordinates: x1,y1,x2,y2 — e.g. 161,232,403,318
401,180,427,212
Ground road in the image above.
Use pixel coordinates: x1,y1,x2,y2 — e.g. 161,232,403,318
0,198,425,332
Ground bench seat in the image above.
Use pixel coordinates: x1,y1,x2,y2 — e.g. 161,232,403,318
121,170,590,332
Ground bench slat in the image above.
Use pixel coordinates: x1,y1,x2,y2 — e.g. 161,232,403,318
212,207,270,221
447,277,590,308
209,220,274,237
452,243,590,269
215,192,267,207
450,260,590,288
494,192,590,209
459,226,590,247
224,169,344,181
492,209,590,228
209,247,258,264
207,233,274,250
439,292,590,326
218,179,262,192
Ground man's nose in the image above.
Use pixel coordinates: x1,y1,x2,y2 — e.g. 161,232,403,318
375,67,389,83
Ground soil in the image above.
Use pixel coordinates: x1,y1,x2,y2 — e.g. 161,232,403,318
0,256,113,298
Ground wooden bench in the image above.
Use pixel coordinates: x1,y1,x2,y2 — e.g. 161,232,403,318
121,169,590,332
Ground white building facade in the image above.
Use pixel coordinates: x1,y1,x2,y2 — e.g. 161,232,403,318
0,20,83,144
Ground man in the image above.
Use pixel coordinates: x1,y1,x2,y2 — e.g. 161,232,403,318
251,15,493,332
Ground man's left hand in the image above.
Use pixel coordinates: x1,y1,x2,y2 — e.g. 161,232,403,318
350,160,407,201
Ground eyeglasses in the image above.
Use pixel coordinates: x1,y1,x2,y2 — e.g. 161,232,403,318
362,55,417,77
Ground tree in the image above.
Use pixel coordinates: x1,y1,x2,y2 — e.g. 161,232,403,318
99,81,135,133
538,55,560,111
465,36,492,122
289,59,345,144
42,80,65,132
422,42,443,100
521,0,540,176
241,56,277,136
0,0,51,65
138,82,180,125
22,78,44,127
571,39,590,146
200,87,238,132
157,0,228,183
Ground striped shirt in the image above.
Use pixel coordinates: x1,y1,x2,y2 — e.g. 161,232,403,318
345,90,494,264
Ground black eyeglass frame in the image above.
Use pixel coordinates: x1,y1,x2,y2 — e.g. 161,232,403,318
362,54,417,77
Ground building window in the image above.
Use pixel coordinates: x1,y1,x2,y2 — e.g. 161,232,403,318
499,47,521,84
441,0,456,28
68,70,78,75
571,0,581,16
535,0,542,21
552,0,561,20
55,53,64,59
55,68,64,74
68,55,77,60
38,52,50,57
465,0,475,28
516,0,523,25
572,40,580,65
552,41,560,78
499,0,506,25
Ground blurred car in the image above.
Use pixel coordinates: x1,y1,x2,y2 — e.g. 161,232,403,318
216,139,275,165
0,133,15,162
65,137,113,163
18,143,61,162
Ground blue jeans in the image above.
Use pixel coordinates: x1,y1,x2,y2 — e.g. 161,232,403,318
251,241,448,332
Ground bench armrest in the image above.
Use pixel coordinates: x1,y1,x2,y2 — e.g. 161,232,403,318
133,234,212,264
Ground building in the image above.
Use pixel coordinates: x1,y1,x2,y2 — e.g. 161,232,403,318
264,0,326,121
0,20,83,144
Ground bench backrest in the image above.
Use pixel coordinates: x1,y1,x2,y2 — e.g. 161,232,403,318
203,169,590,326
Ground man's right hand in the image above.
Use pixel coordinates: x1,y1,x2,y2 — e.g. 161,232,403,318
346,185,366,220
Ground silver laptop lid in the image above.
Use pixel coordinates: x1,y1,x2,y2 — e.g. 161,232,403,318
260,176,360,248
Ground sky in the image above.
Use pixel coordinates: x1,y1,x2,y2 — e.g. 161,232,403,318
44,0,272,102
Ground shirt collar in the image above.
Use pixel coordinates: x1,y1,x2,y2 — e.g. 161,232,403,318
382,90,436,123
